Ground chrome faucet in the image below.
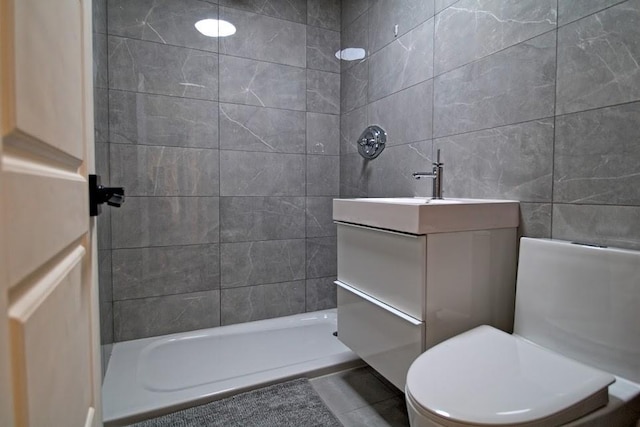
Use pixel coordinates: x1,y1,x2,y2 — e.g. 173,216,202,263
412,149,444,199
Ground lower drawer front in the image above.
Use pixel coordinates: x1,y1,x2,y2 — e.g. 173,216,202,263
337,284,425,390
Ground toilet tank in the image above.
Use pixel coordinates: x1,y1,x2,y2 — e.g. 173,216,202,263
514,238,640,384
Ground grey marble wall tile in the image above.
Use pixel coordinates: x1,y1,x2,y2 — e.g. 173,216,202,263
434,31,556,137
93,0,107,34
108,0,219,52
339,153,370,198
558,0,627,26
109,91,218,148
435,0,459,13
108,36,218,100
93,33,108,89
307,155,340,196
552,204,640,250
307,70,340,114
219,103,305,153
98,250,113,303
219,7,306,67
100,301,114,344
114,290,220,341
368,0,435,54
519,203,552,238
554,102,640,205
220,197,306,242
341,11,369,72
434,0,557,75
556,1,640,115
306,236,337,278
368,80,433,147
306,276,337,311
306,197,337,237
308,0,341,30
218,0,306,24
110,145,219,196
111,197,220,248
221,239,306,287
97,208,112,250
369,18,434,102
365,140,434,198
307,113,340,155
94,88,109,143
341,60,368,113
221,281,305,325
95,142,110,184
219,55,306,110
307,26,340,72
220,151,305,196
434,119,554,202
112,245,220,300
342,0,370,28
340,106,367,155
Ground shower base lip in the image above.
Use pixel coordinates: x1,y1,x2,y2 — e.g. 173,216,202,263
102,309,361,426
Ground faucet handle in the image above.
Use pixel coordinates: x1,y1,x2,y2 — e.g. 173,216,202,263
432,148,443,166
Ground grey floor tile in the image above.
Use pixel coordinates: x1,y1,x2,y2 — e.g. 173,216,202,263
310,367,398,415
338,396,410,427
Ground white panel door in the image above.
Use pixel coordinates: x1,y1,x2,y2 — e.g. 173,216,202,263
0,0,102,426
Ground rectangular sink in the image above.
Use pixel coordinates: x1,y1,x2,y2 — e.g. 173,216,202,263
333,197,519,234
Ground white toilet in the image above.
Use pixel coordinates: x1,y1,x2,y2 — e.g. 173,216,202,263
405,238,640,427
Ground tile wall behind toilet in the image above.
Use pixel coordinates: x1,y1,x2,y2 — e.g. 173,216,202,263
95,0,342,347
340,0,640,248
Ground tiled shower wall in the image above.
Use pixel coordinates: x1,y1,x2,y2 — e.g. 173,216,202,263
95,0,341,343
340,0,640,249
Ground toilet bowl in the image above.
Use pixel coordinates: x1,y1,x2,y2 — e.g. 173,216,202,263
405,238,640,427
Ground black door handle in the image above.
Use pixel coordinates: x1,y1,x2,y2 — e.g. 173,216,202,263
89,174,125,216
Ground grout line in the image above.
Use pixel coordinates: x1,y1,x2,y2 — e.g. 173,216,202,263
107,87,326,115
555,99,640,118
555,0,630,28
433,115,556,141
108,33,341,76
550,0,560,239
109,142,340,156
431,7,437,198
304,65,309,312
216,33,222,327
112,275,336,303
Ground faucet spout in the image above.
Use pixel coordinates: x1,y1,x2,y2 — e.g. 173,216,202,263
413,149,444,199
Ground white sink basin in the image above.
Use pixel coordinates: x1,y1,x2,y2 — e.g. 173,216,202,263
333,198,519,234
355,197,464,205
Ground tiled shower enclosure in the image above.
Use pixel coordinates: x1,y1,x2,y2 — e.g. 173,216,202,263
94,0,342,363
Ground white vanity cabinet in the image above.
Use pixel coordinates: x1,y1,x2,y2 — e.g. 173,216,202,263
333,198,519,390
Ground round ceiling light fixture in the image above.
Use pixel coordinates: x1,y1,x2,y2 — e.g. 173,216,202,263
195,19,236,37
335,47,366,61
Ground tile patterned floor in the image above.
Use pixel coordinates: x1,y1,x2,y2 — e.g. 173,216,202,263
310,366,410,427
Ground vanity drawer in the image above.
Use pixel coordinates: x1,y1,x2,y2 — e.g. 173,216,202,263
336,282,425,391
337,223,426,320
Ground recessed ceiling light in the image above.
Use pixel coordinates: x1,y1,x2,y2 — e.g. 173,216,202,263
195,19,236,37
335,48,366,61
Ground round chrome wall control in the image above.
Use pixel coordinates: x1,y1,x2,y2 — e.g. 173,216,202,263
358,125,386,160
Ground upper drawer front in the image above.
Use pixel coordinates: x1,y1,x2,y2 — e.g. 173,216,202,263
337,223,426,320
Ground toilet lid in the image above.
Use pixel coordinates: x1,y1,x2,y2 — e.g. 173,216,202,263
406,326,615,426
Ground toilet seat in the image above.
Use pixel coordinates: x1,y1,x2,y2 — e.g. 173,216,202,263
405,326,616,426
